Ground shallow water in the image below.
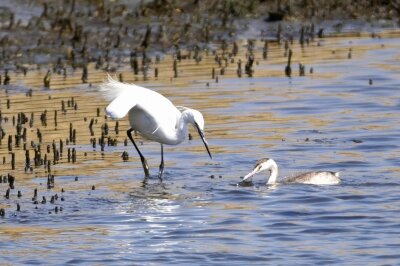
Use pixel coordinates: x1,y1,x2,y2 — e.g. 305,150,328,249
1,32,400,265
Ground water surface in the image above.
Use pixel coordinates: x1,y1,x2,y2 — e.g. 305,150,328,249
1,32,400,265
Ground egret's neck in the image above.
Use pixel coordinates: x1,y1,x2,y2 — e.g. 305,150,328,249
176,111,191,139
180,110,197,130
267,161,279,184
181,111,190,123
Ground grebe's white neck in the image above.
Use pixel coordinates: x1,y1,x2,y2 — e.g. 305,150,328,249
266,160,278,184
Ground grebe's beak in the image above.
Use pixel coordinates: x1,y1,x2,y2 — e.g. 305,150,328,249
242,163,265,182
242,168,258,182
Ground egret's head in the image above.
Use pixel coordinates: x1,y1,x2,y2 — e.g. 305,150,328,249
181,108,203,128
182,108,212,159
242,158,275,182
192,109,205,131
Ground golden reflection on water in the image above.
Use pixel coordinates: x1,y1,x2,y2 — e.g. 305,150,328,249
1,225,108,241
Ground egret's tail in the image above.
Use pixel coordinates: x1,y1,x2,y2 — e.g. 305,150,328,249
99,74,125,101
100,75,138,119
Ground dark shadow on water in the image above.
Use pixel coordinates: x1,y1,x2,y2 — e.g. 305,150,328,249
236,180,254,187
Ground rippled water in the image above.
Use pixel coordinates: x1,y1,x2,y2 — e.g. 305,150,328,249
1,32,400,265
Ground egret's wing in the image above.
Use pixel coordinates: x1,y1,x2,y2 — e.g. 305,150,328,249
100,76,180,127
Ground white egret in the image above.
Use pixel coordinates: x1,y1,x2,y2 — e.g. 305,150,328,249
101,76,212,179
242,158,340,185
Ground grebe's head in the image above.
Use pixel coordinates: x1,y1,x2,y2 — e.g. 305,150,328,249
242,158,276,182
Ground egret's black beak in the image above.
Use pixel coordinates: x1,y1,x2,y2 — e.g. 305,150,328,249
194,122,212,159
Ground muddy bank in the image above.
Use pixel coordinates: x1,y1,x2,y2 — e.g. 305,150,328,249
1,0,399,74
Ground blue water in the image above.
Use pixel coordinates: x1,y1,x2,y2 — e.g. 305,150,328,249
1,35,400,265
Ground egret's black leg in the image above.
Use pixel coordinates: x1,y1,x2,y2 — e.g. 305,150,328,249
127,128,150,177
158,144,164,180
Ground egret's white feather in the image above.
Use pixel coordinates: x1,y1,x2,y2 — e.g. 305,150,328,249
100,75,184,144
100,75,180,122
